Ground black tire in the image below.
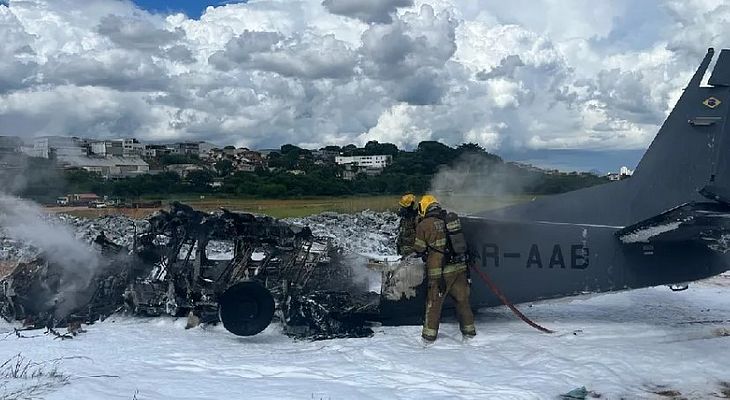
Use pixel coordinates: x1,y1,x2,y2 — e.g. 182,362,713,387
218,281,275,336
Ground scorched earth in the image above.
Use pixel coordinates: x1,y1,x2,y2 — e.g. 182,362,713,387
3,276,730,399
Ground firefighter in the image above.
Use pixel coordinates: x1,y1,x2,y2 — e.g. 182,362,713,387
396,193,418,256
414,194,476,343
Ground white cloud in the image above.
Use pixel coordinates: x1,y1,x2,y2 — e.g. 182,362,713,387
0,0,728,151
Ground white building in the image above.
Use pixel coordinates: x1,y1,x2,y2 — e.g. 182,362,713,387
121,138,144,156
27,136,86,159
619,166,634,176
91,140,122,156
58,156,149,178
90,138,144,157
335,155,392,169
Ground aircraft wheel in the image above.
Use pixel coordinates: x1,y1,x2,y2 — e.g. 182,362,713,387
218,281,275,336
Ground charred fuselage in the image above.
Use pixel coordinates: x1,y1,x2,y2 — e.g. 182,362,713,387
0,202,381,339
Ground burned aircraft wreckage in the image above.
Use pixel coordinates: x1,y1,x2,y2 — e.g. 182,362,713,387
0,203,414,339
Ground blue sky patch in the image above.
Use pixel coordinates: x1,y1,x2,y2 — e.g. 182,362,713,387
131,0,247,19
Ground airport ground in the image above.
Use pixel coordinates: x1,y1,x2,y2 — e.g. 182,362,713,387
44,194,535,219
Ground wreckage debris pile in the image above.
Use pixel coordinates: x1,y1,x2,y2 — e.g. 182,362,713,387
1,208,401,339
0,210,400,263
287,210,399,257
0,214,147,262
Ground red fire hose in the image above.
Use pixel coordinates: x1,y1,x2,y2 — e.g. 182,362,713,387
469,263,555,334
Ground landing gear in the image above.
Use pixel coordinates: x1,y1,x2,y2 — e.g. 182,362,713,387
218,281,275,336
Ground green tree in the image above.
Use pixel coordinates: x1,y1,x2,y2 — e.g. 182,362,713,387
214,159,234,177
186,170,214,191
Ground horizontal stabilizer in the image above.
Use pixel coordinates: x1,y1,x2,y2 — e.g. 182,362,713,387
617,202,730,250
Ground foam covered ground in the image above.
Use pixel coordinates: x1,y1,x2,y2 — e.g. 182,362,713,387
3,276,730,400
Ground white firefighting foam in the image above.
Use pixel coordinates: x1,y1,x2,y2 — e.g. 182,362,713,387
3,277,730,399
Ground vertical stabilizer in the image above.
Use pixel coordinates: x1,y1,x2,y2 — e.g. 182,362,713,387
481,48,730,226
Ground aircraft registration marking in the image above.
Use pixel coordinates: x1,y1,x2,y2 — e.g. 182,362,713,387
481,243,589,270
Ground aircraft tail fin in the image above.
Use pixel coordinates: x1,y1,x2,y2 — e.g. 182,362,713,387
630,48,730,214
479,48,730,226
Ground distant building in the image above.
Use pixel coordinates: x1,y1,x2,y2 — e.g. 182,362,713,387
58,156,149,178
91,140,124,157
241,150,264,165
335,155,393,180
335,155,392,179
198,142,216,157
171,141,216,156
144,144,173,158
606,166,634,181
165,163,204,178
121,138,144,156
335,155,392,169
172,142,198,155
314,149,340,162
236,163,256,172
26,136,86,159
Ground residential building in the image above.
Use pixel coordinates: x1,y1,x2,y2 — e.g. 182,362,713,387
335,155,392,178
241,150,264,165
198,142,216,157
91,140,124,157
27,136,86,159
236,163,256,172
165,163,204,178
314,149,339,163
144,144,173,158
335,155,392,169
121,138,144,156
620,166,634,176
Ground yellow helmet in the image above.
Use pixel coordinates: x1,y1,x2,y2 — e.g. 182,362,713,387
418,194,440,217
399,193,416,208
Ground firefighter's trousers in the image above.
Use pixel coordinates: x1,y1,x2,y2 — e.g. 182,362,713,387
422,267,476,340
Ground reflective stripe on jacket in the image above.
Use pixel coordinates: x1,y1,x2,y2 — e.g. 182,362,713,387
414,212,448,271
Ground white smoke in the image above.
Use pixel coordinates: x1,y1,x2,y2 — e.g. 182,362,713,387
0,193,102,317
428,153,539,214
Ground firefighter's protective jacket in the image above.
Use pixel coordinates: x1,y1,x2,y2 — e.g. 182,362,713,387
414,208,466,278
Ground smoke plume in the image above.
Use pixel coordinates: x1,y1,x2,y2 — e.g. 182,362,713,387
428,153,539,214
0,193,102,317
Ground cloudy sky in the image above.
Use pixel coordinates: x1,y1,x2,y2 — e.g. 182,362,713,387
1,0,728,164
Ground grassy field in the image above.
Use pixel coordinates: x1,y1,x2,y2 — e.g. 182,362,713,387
47,194,534,219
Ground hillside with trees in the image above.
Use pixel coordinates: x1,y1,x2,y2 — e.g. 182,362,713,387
14,141,609,202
